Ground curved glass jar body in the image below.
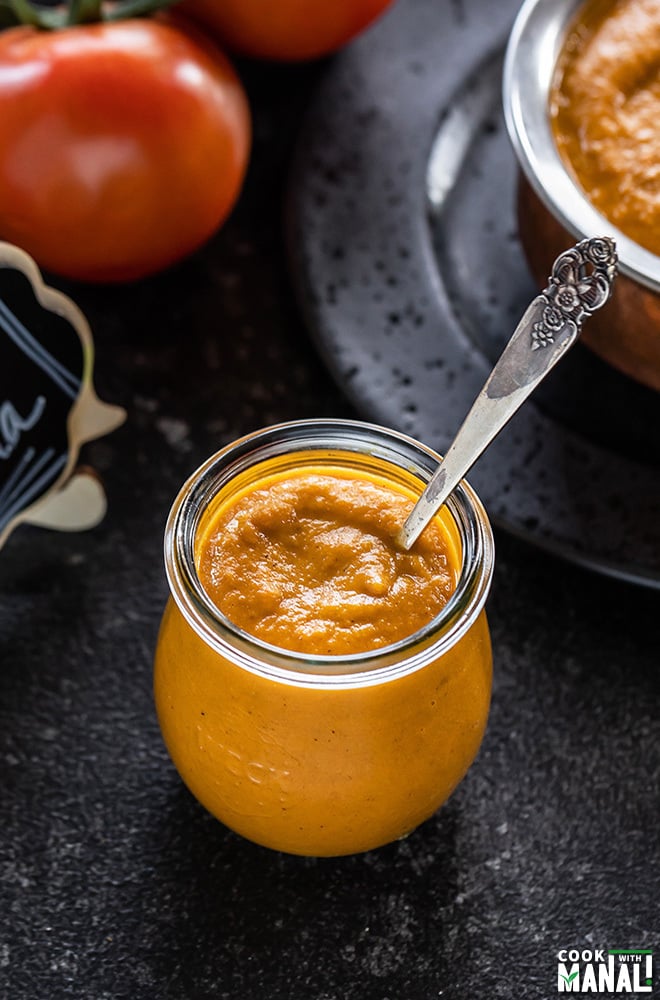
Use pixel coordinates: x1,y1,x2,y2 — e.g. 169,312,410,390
154,419,495,856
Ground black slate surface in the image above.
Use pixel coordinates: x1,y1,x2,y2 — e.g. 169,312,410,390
1,16,659,1000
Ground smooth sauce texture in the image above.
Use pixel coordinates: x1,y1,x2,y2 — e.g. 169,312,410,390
551,0,660,255
197,471,457,655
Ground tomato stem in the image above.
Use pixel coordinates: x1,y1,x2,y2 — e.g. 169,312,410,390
70,0,103,23
103,0,176,21
0,0,175,28
0,0,68,29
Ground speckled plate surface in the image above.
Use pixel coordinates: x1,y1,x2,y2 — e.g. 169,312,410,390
286,0,660,588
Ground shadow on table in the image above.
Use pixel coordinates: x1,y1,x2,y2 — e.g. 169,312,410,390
142,783,463,1000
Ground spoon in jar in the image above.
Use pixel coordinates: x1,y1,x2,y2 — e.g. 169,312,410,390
397,236,618,550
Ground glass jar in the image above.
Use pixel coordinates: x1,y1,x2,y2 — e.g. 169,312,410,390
154,418,494,856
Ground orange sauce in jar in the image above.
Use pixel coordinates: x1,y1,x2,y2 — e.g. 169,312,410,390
153,422,494,856
551,0,660,256
197,468,458,655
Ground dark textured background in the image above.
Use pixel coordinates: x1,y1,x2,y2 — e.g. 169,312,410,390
0,5,658,999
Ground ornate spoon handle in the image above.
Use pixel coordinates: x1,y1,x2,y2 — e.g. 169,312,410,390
397,237,618,550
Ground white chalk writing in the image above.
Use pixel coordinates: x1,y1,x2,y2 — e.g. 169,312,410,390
0,396,46,460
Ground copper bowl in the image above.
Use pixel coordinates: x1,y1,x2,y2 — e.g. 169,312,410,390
503,0,660,392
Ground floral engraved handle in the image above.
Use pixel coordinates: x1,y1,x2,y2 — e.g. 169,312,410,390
531,237,617,350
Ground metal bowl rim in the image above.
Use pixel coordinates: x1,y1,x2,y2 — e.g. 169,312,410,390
502,0,660,294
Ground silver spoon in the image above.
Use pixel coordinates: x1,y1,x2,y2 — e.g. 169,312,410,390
397,236,618,550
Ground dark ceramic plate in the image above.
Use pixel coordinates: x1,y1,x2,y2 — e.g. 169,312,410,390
286,0,660,588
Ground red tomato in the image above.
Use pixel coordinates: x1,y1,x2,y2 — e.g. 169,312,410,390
0,19,251,282
179,0,395,62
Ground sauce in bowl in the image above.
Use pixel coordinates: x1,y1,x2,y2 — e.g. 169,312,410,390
551,0,660,256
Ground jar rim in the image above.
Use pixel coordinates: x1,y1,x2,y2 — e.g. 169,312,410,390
163,418,494,689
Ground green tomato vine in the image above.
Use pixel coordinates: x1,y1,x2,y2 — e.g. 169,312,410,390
0,0,175,30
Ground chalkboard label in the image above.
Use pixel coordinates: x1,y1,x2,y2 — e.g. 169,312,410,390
0,243,125,548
